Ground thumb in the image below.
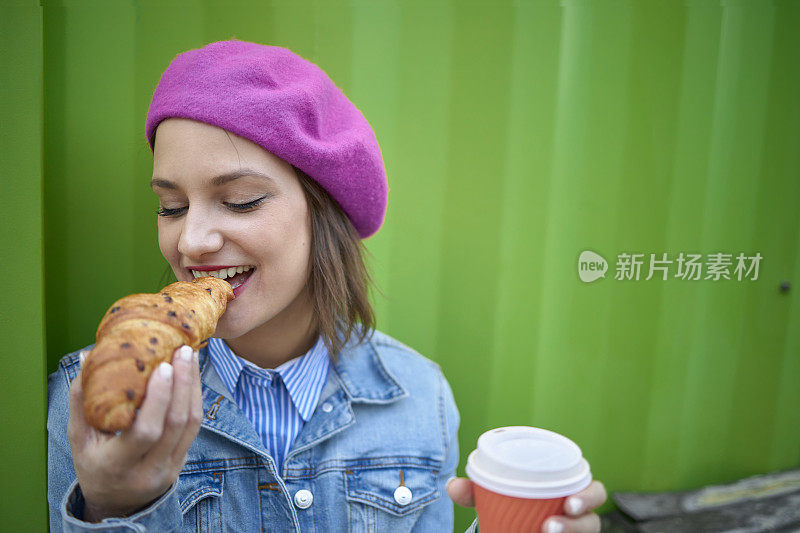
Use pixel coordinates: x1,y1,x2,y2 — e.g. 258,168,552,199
446,477,476,508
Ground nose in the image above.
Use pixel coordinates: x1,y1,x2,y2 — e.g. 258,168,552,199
177,204,224,260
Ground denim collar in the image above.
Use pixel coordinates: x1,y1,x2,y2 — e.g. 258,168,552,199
329,334,408,403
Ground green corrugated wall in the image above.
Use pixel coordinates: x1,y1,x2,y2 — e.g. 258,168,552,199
1,1,798,531
1,1,46,531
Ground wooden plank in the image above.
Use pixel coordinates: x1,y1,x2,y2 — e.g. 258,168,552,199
615,468,800,520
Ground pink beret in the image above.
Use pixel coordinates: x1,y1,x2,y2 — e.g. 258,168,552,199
145,40,388,239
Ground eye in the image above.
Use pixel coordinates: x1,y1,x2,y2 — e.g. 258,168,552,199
225,196,268,212
156,196,269,217
156,205,185,217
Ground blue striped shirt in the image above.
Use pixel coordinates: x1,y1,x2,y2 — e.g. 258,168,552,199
206,336,330,475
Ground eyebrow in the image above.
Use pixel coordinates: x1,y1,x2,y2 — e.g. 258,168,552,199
150,168,275,190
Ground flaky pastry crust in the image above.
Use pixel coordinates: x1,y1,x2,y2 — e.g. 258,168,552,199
82,277,234,433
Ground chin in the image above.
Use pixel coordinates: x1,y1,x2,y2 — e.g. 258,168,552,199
212,319,244,341
215,308,266,340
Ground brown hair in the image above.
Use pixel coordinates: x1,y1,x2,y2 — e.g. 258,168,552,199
294,167,376,359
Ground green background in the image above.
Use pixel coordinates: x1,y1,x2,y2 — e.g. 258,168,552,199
2,0,799,531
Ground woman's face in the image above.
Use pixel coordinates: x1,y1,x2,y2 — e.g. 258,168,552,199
152,118,312,340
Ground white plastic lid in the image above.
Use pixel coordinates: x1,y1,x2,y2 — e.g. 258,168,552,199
465,426,592,498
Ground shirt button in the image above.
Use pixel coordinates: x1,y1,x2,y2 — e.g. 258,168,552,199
321,402,333,413
294,489,313,509
394,486,412,506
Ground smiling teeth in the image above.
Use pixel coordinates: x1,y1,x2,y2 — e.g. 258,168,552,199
192,265,253,280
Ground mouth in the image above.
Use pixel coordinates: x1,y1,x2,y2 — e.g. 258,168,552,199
189,265,256,291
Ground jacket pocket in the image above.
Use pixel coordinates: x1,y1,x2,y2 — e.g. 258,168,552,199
344,463,440,532
177,471,224,532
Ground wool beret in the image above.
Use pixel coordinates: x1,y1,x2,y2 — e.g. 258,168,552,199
145,39,388,239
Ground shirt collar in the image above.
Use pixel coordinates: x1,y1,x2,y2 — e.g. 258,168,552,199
199,328,408,409
206,336,330,422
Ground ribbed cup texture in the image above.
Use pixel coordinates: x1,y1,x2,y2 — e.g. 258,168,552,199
474,483,566,533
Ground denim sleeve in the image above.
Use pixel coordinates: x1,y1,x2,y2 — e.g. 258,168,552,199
59,479,182,533
47,360,183,532
412,368,479,533
48,366,77,533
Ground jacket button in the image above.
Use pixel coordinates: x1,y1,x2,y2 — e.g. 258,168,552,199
394,486,412,506
321,402,333,413
294,489,313,509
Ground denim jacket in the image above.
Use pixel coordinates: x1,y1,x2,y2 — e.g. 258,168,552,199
48,329,479,532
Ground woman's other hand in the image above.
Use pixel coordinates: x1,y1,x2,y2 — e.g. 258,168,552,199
447,477,607,533
67,345,203,521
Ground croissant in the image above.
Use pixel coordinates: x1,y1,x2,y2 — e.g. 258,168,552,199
82,276,234,433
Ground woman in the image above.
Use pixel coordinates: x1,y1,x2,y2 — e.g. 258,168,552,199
47,40,606,532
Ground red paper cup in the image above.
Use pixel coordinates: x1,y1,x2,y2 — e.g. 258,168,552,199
466,426,592,533
473,484,565,532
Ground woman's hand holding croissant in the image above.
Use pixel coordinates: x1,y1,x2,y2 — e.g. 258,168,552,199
68,344,202,522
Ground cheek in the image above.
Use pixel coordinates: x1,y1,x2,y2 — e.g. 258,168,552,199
157,223,179,262
157,223,167,257
260,223,308,266
254,210,311,279
285,208,312,273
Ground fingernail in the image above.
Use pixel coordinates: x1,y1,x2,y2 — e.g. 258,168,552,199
158,362,173,381
79,351,86,366
179,345,193,362
192,350,199,363
545,519,564,533
566,496,584,515
445,476,456,490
